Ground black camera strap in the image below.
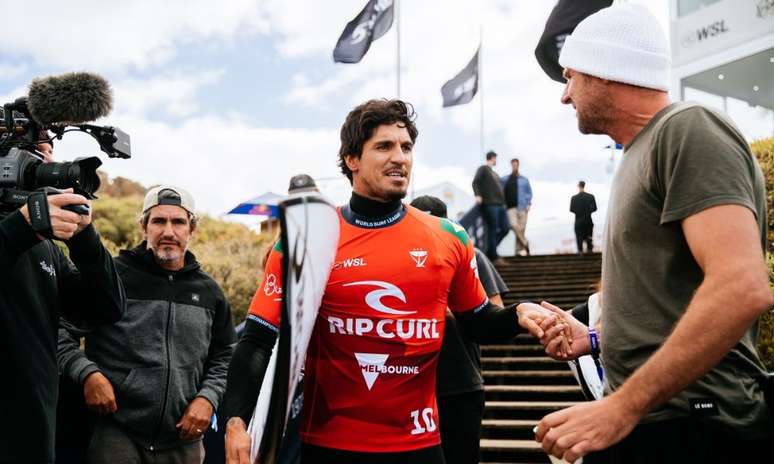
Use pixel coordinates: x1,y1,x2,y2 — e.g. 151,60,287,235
26,190,54,239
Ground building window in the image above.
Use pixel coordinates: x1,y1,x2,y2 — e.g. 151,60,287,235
678,0,723,17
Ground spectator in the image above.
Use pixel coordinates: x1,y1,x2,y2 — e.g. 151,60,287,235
501,158,533,256
410,195,509,464
58,185,236,463
472,151,506,261
532,5,774,463
569,181,597,254
287,173,318,194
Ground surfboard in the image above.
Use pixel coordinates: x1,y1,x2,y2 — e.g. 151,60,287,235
247,191,340,463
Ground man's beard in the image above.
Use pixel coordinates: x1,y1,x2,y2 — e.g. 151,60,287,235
384,187,407,201
576,93,611,135
151,240,186,264
577,108,609,135
154,248,182,263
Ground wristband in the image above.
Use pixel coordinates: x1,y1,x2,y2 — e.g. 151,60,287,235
588,327,604,381
588,328,600,358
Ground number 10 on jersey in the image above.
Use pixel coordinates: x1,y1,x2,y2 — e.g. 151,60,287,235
410,407,437,435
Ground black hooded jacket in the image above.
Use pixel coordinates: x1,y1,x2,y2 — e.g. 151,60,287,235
0,210,125,464
58,243,236,451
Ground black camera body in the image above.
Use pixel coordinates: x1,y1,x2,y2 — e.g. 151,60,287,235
0,73,131,213
0,146,102,212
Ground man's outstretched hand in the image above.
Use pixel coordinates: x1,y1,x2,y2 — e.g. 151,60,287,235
516,301,573,356
535,393,641,462
537,301,591,360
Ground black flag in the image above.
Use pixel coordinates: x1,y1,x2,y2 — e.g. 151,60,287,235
333,0,394,64
535,0,612,83
441,48,479,108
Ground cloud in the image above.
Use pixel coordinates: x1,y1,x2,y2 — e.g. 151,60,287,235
0,0,269,71
0,64,28,80
113,70,226,118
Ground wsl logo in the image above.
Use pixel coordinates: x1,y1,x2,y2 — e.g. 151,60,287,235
333,257,367,270
681,19,729,48
350,0,394,45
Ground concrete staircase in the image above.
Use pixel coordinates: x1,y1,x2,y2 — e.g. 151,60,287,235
479,253,602,464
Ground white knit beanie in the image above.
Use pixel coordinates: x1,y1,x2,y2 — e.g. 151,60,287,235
558,4,670,91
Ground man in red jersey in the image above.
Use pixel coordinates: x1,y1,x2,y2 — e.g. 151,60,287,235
221,99,562,464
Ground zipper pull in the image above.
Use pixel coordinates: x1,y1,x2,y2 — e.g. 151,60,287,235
168,274,173,282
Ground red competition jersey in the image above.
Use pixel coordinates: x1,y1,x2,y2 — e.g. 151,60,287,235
248,205,487,452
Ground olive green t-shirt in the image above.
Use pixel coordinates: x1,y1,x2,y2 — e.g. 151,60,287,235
602,102,772,435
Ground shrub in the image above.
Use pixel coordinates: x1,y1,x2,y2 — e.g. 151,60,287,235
751,137,774,370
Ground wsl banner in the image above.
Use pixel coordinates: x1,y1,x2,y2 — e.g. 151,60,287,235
333,0,394,63
441,47,479,108
248,192,340,463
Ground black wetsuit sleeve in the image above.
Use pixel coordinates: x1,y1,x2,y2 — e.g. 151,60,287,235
220,318,277,427
456,301,523,344
571,302,590,326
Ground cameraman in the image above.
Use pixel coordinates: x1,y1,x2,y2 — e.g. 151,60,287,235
0,136,126,464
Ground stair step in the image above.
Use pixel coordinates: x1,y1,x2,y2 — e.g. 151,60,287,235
480,439,542,451
482,370,576,386
502,288,598,298
486,401,577,410
483,400,578,420
505,296,591,307
485,384,584,402
482,357,567,371
481,418,539,440
480,439,551,463
502,334,544,345
485,385,582,394
481,345,546,355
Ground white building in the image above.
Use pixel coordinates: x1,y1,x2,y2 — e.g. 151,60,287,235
669,0,774,140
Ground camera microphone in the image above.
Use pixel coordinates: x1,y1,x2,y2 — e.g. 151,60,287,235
26,72,113,126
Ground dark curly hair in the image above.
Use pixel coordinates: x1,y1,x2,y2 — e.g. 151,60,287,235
338,99,418,184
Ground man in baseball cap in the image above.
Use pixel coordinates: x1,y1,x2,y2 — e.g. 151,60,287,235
287,174,318,194
59,184,236,462
532,5,773,464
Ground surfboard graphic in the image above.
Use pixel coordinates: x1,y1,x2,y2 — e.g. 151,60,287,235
247,191,340,463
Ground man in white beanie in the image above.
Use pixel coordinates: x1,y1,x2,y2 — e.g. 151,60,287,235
532,4,774,463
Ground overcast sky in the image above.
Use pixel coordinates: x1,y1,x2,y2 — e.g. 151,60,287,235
0,0,671,253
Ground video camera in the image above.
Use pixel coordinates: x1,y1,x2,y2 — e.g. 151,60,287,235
0,72,131,213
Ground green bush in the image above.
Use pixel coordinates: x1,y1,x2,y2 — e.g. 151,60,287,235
751,137,774,370
91,181,270,325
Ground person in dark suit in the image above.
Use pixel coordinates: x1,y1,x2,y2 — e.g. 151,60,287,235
570,181,597,253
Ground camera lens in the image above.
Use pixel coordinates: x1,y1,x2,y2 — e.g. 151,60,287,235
33,156,102,196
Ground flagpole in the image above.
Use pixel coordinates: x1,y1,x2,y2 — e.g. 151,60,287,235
396,0,401,99
479,26,484,157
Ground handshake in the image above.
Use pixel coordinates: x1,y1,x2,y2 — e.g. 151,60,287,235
516,301,592,361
